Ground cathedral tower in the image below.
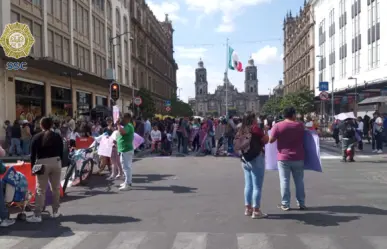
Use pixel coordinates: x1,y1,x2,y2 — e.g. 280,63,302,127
195,59,208,97
244,57,258,94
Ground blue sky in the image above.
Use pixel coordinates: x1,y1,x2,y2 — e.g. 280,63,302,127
148,0,306,102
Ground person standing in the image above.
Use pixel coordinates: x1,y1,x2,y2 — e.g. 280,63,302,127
339,118,357,162
269,107,306,211
373,112,383,153
117,113,135,191
21,120,32,155
356,117,364,151
27,117,63,223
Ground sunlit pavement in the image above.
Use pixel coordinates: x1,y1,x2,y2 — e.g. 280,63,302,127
2,156,387,249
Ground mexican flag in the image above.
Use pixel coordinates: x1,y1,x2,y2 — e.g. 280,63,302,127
228,46,243,72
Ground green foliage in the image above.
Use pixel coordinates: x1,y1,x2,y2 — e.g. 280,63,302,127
170,95,194,117
137,87,156,119
261,87,314,116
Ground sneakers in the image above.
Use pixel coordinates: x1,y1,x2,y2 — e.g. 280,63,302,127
298,204,307,210
107,175,116,180
0,219,15,227
277,204,290,211
119,183,132,191
377,150,383,154
26,215,42,223
244,208,252,216
51,211,62,218
251,211,268,219
373,150,378,153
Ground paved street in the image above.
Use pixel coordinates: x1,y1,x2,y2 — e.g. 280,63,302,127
2,154,387,249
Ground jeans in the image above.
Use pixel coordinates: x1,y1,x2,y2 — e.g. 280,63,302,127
182,136,188,154
375,133,383,151
22,138,31,155
0,180,9,220
242,154,265,208
177,132,183,152
227,136,234,153
342,138,355,160
120,150,134,184
278,160,305,207
10,138,22,156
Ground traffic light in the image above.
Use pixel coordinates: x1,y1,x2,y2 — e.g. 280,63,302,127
110,82,120,101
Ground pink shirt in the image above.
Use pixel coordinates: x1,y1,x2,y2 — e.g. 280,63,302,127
271,120,305,161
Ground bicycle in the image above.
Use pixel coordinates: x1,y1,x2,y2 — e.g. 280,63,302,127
62,143,98,194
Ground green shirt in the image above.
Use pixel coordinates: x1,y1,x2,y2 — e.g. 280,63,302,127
117,123,134,153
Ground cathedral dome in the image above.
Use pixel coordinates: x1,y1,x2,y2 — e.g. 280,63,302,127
198,58,204,68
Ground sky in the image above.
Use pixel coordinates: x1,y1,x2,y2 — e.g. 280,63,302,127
147,0,307,102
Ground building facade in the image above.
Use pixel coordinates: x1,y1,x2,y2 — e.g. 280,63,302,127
283,1,315,94
0,0,177,140
189,58,260,117
311,0,386,114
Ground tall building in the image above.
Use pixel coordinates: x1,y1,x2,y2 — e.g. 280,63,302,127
283,1,315,94
311,0,386,115
189,58,260,116
0,0,177,139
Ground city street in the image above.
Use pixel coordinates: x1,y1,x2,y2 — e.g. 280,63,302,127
2,151,387,249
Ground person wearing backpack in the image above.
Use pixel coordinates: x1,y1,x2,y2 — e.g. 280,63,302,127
234,113,269,219
339,118,356,162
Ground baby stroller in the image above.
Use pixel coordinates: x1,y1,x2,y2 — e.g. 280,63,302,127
2,166,30,220
160,133,173,156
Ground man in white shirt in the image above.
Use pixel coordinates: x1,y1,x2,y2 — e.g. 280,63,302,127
150,126,161,152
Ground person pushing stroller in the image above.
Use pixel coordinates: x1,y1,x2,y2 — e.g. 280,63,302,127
339,118,357,162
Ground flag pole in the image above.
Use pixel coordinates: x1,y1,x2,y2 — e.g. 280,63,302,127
225,38,229,118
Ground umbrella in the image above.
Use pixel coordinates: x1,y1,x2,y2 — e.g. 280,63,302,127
334,112,356,121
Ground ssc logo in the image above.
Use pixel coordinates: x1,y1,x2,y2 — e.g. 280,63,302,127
0,22,35,59
6,62,28,70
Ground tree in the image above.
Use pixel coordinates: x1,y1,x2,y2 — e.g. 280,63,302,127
261,96,283,116
170,95,194,117
137,87,156,119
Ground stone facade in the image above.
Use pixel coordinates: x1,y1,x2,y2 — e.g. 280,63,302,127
189,59,259,117
283,0,315,94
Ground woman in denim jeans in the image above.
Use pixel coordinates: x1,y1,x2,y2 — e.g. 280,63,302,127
239,113,269,219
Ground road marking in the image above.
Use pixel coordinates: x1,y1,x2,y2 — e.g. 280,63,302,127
41,231,91,249
106,231,147,249
364,236,387,249
237,233,273,249
0,237,26,249
171,232,207,249
298,234,341,249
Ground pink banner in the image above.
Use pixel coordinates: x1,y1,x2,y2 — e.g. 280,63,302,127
97,136,113,157
133,133,144,149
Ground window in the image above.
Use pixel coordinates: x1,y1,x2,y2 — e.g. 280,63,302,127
79,45,84,69
116,8,121,31
54,0,61,20
368,0,380,69
339,0,348,79
77,3,82,31
132,68,137,87
83,8,88,37
32,0,41,6
47,0,53,14
107,0,112,22
48,30,54,57
32,23,42,57
352,0,361,74
118,65,122,82
62,0,68,24
73,1,76,30
55,34,62,61
124,40,128,63
85,49,90,71
63,38,69,63
11,11,20,22
126,70,129,85
102,58,106,76
21,17,32,30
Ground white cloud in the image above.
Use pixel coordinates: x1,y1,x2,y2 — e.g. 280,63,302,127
251,45,280,65
147,1,187,23
185,0,271,32
175,46,207,59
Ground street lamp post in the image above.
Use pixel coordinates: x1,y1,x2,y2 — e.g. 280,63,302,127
348,76,358,115
178,88,182,98
331,76,334,121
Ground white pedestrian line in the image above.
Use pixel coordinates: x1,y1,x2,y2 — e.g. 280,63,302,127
41,231,91,249
1,230,384,249
171,232,207,249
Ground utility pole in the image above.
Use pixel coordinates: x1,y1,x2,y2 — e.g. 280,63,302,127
225,38,229,117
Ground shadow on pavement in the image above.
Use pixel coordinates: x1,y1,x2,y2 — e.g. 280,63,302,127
268,213,360,227
132,185,197,194
307,205,387,215
133,174,175,184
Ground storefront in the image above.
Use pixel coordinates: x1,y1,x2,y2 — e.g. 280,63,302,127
51,86,72,118
95,95,108,106
15,78,45,122
76,91,92,116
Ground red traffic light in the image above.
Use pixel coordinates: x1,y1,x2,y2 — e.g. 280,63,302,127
110,82,120,101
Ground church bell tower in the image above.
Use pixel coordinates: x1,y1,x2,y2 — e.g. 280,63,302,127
245,57,258,94
195,59,208,97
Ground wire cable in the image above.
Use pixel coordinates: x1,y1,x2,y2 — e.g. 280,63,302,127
174,38,283,47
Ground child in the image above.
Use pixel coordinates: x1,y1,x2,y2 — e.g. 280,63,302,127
68,129,80,148
107,130,124,180
150,125,161,152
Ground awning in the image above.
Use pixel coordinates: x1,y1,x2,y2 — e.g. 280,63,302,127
358,96,387,105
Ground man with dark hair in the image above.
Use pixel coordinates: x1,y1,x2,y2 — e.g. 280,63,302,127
117,113,135,191
269,106,306,211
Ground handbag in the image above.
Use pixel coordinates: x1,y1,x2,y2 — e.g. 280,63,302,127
32,164,45,175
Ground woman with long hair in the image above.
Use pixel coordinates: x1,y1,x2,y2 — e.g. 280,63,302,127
238,113,268,219
27,117,63,223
